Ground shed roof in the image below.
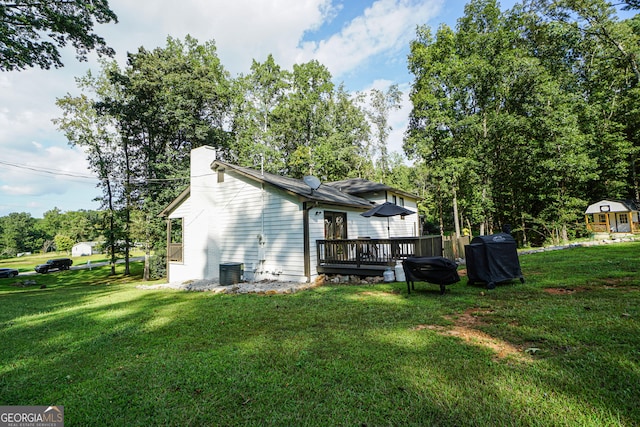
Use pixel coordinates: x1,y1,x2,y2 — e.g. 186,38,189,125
585,199,640,214
73,241,99,247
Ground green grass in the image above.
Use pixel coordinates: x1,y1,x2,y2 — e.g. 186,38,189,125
0,251,144,273
0,243,639,426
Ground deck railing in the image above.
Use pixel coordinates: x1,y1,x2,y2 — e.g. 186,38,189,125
316,236,443,269
586,221,640,233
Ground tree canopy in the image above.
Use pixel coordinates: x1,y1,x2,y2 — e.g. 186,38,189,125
406,0,640,245
0,0,118,71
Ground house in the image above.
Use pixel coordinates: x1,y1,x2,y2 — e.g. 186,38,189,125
584,199,640,234
160,146,421,284
72,241,99,257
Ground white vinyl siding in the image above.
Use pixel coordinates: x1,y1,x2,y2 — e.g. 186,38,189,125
168,197,190,219
210,177,306,282
171,162,307,282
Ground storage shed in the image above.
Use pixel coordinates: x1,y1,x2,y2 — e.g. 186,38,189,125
584,199,640,234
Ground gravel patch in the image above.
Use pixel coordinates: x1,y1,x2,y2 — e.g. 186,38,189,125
136,279,318,294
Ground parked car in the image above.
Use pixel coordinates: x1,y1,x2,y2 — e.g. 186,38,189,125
34,258,73,274
0,268,19,278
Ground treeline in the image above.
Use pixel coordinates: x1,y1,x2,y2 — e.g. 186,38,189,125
47,0,640,278
0,209,102,257
406,0,640,246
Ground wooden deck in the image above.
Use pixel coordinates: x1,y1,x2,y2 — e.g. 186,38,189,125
316,236,444,276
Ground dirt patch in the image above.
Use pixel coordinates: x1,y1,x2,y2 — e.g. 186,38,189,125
596,277,639,291
445,325,524,361
601,277,638,286
543,287,590,295
414,308,529,362
445,308,494,327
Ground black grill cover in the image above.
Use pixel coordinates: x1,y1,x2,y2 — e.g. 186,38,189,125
402,256,460,294
464,233,524,288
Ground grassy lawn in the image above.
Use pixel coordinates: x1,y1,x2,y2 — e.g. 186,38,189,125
0,243,638,426
0,251,145,274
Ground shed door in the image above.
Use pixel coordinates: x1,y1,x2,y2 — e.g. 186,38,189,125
324,212,347,239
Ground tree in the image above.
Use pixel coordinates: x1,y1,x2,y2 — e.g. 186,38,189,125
228,55,289,172
107,36,232,279
532,0,640,201
228,56,370,180
365,84,402,179
405,0,602,244
275,60,334,177
37,207,63,252
314,84,370,181
57,36,234,278
0,212,42,256
54,234,74,253
0,0,118,71
55,62,124,275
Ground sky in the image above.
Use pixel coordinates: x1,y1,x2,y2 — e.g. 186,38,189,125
0,0,521,218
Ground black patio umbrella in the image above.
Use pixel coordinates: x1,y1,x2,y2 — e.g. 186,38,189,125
360,202,415,237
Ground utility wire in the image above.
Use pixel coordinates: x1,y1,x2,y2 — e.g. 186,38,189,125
0,160,198,186
0,159,97,180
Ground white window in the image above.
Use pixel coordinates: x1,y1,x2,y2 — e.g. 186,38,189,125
619,214,628,224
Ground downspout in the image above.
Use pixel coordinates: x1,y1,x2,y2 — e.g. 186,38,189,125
261,154,265,237
260,155,265,276
166,218,171,283
303,202,311,282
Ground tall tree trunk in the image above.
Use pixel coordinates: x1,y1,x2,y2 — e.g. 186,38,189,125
632,157,640,200
437,186,445,238
123,137,131,276
452,184,461,238
144,250,150,281
480,188,487,236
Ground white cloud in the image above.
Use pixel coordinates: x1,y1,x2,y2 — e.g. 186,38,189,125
296,0,441,78
0,145,95,196
102,0,337,74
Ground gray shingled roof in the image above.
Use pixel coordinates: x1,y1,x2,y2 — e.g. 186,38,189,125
326,177,417,199
213,161,375,209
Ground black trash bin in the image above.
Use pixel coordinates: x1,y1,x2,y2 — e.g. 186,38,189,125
220,262,243,286
464,233,524,289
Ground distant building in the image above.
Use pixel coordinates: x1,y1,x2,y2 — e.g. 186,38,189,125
72,242,99,257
